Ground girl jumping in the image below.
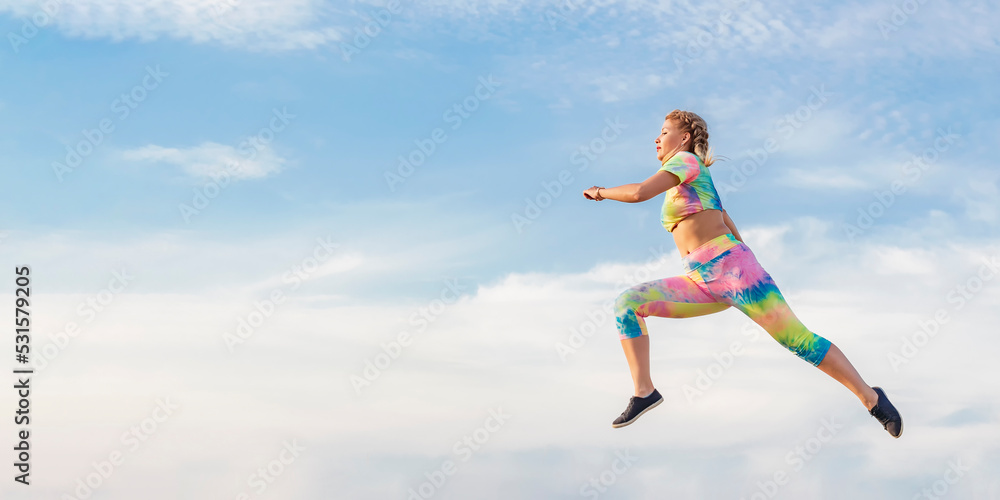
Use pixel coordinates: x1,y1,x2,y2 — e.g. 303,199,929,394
582,110,903,437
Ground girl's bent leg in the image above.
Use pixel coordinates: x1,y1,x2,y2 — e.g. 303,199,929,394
615,275,729,397
615,275,729,340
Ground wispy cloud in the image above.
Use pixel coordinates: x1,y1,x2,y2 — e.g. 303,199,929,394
2,0,997,58
780,168,870,190
0,0,344,50
121,142,286,180
955,170,1000,223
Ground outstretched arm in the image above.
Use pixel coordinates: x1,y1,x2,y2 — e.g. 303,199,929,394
584,170,681,203
722,209,744,243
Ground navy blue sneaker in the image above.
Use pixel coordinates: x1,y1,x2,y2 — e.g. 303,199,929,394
869,386,903,438
612,389,663,428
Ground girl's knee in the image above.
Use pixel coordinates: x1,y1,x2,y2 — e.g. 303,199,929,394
615,290,645,339
614,288,639,317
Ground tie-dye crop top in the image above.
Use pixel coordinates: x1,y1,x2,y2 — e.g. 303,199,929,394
658,151,723,232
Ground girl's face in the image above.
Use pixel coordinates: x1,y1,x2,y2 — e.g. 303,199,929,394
655,118,690,163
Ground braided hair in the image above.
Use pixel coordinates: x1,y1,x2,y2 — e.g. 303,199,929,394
665,109,714,167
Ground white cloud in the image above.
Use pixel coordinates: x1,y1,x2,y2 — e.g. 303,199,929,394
241,252,366,294
4,219,1000,498
864,245,937,275
121,141,286,180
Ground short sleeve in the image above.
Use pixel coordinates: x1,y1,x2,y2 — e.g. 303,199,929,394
658,151,701,184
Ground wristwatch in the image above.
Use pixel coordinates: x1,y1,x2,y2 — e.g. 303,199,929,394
596,187,604,201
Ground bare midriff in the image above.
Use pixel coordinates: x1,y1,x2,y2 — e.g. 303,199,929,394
671,209,732,258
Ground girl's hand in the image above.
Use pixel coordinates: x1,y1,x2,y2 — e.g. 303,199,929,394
583,186,604,201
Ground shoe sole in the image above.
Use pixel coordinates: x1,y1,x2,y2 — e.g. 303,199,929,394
612,397,663,428
873,386,903,438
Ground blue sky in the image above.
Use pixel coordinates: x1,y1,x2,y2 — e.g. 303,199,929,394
1,1,999,499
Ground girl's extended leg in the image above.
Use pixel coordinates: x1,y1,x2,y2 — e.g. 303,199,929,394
736,290,878,409
707,246,878,409
615,275,729,397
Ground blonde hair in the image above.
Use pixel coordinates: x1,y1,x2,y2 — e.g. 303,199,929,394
665,109,714,167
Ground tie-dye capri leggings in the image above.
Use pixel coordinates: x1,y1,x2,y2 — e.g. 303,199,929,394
614,233,832,367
